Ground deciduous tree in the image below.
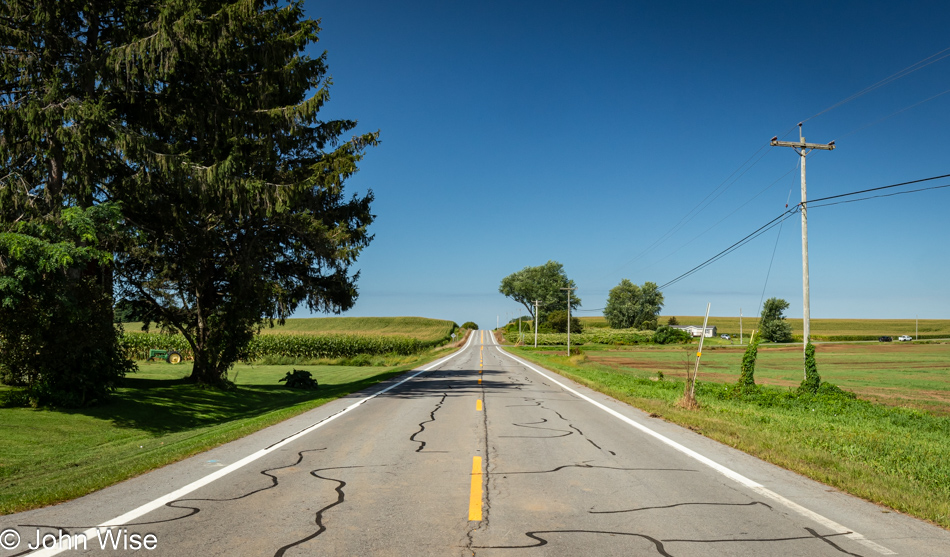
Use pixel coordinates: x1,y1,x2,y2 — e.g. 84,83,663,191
603,279,664,330
759,297,793,343
499,261,580,322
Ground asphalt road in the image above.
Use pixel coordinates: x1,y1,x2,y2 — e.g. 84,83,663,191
3,331,950,556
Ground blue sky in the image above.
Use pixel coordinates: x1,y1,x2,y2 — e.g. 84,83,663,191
299,0,950,328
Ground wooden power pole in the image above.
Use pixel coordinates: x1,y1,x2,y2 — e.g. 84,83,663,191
770,123,835,377
560,287,577,354
533,300,541,348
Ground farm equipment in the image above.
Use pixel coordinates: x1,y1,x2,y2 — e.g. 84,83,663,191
148,349,183,364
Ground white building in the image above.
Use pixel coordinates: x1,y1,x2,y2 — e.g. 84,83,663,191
671,325,717,338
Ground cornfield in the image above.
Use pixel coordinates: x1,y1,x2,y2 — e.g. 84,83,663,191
505,329,654,346
121,332,447,361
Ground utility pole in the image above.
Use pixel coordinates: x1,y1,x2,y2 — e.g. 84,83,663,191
771,123,835,378
561,286,577,355
740,308,743,345
533,300,541,348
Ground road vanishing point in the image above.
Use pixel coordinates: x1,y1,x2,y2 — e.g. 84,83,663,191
4,331,950,556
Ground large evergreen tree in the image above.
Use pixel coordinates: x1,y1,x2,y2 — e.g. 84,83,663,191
111,0,376,386
0,1,146,404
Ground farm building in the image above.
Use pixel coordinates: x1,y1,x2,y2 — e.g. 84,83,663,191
671,325,717,338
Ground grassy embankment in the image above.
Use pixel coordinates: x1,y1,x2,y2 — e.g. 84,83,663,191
1,317,464,515
504,338,950,529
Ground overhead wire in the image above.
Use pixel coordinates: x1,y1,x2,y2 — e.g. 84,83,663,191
758,188,794,314
658,207,798,290
635,159,801,275
802,44,950,124
830,86,950,143
658,172,950,291
809,182,950,209
612,142,773,273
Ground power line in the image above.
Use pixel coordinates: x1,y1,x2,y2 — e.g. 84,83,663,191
659,208,798,290
807,172,950,205
658,172,950,290
803,45,950,124
809,182,950,209
635,159,800,275
612,142,774,273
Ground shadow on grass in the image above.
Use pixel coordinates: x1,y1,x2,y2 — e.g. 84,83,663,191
60,369,409,435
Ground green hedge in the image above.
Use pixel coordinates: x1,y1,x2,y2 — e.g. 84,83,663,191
505,328,653,346
121,331,448,361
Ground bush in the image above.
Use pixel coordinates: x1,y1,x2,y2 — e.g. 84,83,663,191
279,369,319,390
1,279,135,407
545,310,583,334
653,325,691,345
799,342,821,393
461,321,479,330
737,331,761,389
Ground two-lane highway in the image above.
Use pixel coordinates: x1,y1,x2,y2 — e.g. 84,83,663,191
4,331,950,556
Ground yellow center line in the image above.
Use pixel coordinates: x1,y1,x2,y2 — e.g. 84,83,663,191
476,399,482,411
468,456,483,521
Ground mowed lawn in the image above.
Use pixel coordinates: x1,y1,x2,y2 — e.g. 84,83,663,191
583,341,950,414
0,361,414,515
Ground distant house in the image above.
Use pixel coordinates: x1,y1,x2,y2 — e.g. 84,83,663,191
670,325,717,338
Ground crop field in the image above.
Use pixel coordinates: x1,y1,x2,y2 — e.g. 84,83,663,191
255,316,458,341
580,315,950,340
121,317,460,362
125,316,457,342
580,341,950,415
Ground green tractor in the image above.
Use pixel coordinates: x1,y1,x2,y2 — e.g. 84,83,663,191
148,349,183,364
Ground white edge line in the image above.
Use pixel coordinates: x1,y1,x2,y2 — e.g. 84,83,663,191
27,332,478,557
489,337,896,555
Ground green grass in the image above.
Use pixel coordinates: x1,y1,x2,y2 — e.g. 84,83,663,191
0,354,448,515
125,316,458,342
506,346,950,529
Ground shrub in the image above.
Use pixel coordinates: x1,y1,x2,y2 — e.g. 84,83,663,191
545,310,583,334
737,331,761,389
799,342,821,393
279,369,319,390
461,321,478,330
653,325,691,345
